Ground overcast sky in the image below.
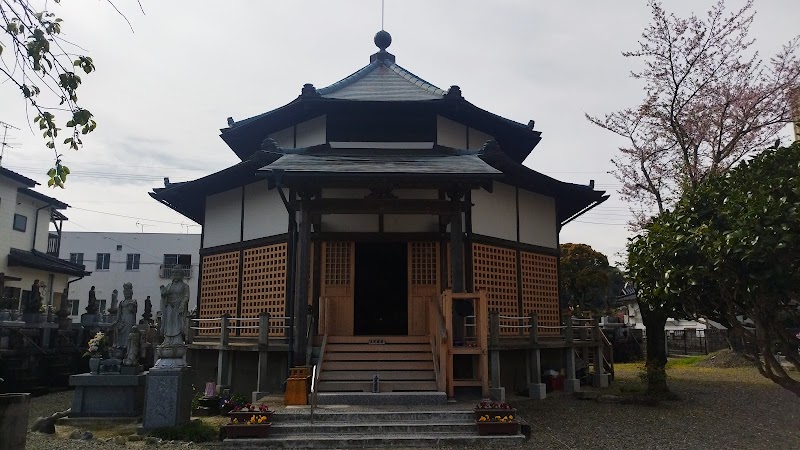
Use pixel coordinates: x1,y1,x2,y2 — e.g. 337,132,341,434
1,0,797,265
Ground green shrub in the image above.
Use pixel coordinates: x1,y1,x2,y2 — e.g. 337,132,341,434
150,420,218,442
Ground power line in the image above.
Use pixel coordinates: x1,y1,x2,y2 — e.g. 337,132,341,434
70,206,196,225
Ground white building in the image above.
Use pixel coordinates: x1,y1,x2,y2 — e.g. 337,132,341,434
58,232,201,318
0,167,88,311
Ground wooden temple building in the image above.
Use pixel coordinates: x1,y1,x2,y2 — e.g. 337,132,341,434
151,31,611,403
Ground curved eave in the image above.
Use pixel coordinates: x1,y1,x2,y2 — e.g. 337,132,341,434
220,97,541,163
480,151,608,225
150,150,281,224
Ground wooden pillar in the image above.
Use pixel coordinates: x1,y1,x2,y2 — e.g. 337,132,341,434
293,194,312,367
448,190,465,293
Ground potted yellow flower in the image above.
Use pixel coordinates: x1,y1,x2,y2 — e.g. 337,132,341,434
223,413,271,439
475,413,520,436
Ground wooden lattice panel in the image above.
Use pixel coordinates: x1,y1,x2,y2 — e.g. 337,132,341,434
411,242,438,285
240,243,287,337
199,251,240,336
472,243,518,335
520,251,560,336
324,241,351,286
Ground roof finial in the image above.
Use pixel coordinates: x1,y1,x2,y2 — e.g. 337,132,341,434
374,30,391,52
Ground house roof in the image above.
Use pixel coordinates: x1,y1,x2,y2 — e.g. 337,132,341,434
149,148,281,223
17,188,69,209
478,144,608,226
262,146,501,178
218,32,542,163
0,166,37,187
7,248,90,277
317,58,447,101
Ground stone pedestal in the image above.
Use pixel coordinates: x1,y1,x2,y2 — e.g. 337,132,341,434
528,383,547,400
69,373,146,417
593,373,610,388
142,368,192,430
489,387,505,402
563,378,581,393
0,393,30,450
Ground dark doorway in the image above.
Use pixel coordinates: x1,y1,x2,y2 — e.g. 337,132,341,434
354,242,408,335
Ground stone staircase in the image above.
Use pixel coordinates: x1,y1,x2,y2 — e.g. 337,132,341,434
223,409,527,448
315,335,445,404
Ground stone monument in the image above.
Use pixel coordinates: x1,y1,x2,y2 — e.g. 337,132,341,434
139,296,153,325
21,280,45,323
111,283,137,357
86,286,98,315
142,266,193,430
108,289,119,317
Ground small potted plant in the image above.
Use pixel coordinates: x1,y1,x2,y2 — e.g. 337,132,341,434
84,332,109,374
228,403,273,422
473,400,516,421
475,413,520,435
223,413,271,439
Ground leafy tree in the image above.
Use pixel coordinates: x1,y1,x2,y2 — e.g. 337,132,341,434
0,1,135,186
629,141,800,397
560,243,621,314
587,0,800,395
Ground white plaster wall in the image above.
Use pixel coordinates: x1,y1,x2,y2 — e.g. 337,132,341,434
268,127,294,148
7,195,42,252
0,180,20,272
203,188,242,248
437,116,466,148
243,182,288,241
322,215,378,232
468,128,493,150
471,183,517,241
58,232,201,317
518,189,557,248
437,116,494,150
296,115,326,148
384,215,439,232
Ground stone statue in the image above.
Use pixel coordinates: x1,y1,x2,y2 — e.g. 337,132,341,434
140,295,153,325
112,283,137,350
155,266,190,368
23,280,43,314
123,327,141,367
86,286,98,314
160,268,189,345
108,289,119,316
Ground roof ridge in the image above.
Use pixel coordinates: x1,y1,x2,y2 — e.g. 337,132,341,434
317,60,381,95
386,62,446,96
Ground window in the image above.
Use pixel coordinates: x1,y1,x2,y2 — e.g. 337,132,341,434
69,253,84,265
163,254,192,266
96,253,111,270
126,253,140,271
71,300,80,316
12,214,27,232
116,245,123,251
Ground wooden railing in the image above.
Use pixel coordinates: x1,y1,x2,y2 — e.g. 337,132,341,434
310,297,330,419
428,294,448,393
189,314,291,341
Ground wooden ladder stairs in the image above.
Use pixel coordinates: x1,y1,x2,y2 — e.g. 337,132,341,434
316,335,439,393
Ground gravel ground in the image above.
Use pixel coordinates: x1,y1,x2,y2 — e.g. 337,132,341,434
22,365,800,449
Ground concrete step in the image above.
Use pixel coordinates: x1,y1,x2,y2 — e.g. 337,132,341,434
272,410,473,423
222,432,526,448
268,421,477,436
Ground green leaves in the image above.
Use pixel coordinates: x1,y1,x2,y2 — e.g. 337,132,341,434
47,160,70,189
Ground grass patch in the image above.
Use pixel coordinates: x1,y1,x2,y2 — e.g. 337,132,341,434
149,419,219,442
666,355,707,368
